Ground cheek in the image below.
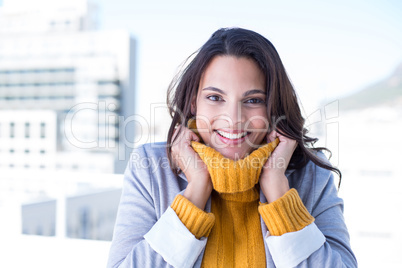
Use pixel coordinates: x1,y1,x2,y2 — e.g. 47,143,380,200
194,100,218,128
195,109,214,129
245,110,269,130
254,118,269,131
197,124,214,146
245,111,268,144
195,113,213,142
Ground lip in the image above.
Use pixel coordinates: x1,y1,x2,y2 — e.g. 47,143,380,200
214,129,250,145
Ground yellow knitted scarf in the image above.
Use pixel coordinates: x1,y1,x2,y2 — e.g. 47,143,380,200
191,140,279,194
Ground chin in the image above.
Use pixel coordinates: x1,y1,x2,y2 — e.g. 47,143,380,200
215,146,253,160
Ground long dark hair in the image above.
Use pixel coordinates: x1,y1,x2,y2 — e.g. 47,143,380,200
166,27,341,184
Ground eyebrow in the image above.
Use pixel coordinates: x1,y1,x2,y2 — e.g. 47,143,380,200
202,86,227,95
202,87,266,97
243,89,266,97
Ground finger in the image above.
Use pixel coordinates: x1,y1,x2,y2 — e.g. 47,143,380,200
187,129,200,143
173,125,194,147
178,127,199,144
267,130,277,143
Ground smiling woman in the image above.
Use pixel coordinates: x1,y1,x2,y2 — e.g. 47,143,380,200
107,28,357,268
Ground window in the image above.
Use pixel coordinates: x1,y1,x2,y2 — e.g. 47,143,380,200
40,122,46,138
10,122,15,138
25,122,30,138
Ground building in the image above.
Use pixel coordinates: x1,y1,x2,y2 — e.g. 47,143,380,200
0,0,136,173
0,1,134,265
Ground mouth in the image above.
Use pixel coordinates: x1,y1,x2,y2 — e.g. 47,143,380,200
214,129,251,145
215,130,249,139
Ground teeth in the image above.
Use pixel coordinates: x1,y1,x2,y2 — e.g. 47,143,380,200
216,130,248,139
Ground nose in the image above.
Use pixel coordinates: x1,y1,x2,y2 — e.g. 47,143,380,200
223,101,246,128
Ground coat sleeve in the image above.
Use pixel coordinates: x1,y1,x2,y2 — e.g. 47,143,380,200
107,145,207,268
264,168,357,268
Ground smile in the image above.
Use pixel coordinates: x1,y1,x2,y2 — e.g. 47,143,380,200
216,130,249,140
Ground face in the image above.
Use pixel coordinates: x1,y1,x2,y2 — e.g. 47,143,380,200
193,55,268,160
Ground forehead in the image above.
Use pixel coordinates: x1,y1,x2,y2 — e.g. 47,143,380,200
199,55,265,92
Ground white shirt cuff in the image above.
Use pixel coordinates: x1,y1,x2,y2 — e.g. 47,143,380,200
265,222,326,268
144,207,207,268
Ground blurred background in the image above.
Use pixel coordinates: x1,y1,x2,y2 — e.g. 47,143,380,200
0,0,401,267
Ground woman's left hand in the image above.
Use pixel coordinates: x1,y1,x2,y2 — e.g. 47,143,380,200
260,130,297,203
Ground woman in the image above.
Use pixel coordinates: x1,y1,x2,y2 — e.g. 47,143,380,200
107,27,357,268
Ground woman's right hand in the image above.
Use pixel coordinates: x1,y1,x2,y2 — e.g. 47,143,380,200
171,125,212,209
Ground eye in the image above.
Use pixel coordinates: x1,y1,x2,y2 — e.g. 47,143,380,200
245,98,265,104
207,95,223,102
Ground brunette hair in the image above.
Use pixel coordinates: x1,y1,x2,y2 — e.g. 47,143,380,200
166,27,341,184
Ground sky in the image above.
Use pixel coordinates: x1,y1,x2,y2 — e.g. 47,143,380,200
96,0,402,119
